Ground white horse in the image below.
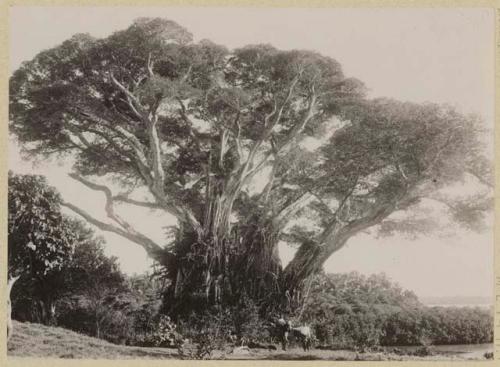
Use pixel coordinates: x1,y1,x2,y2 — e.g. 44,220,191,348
290,325,313,351
7,275,20,342
275,318,313,351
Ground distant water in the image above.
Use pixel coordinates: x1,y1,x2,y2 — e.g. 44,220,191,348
394,343,493,359
424,304,492,309
420,296,493,308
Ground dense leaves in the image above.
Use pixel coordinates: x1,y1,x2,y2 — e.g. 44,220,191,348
301,272,493,349
9,173,78,323
8,172,129,331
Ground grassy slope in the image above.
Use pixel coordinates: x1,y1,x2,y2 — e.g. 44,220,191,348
7,321,178,359
7,321,488,360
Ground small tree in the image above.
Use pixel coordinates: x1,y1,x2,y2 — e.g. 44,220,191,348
8,172,76,323
8,172,128,329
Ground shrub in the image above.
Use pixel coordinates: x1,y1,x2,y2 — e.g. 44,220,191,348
145,315,184,347
484,352,493,359
177,308,233,359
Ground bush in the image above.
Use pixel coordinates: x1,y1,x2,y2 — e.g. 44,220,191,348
56,294,135,344
173,297,270,359
144,315,184,348
177,308,233,359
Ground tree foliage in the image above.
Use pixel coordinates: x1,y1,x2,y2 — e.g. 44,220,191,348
301,272,493,349
8,172,74,278
8,172,127,327
9,18,493,313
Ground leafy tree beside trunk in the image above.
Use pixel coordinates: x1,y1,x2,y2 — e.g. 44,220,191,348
8,172,127,328
8,173,76,324
9,18,493,315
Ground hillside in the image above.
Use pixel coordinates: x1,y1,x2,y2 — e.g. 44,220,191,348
7,321,177,359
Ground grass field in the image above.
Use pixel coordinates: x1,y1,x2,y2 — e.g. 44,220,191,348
6,321,492,360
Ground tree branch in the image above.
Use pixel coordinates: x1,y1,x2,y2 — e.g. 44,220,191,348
147,117,166,197
273,192,314,228
147,52,154,77
243,93,318,182
112,194,163,209
60,199,164,262
109,73,146,119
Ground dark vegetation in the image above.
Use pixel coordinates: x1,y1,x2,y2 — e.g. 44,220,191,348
8,172,493,353
302,273,493,349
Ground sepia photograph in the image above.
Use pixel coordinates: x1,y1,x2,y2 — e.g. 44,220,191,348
6,6,496,361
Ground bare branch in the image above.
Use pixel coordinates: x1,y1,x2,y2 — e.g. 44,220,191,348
243,92,318,182
147,117,166,197
276,92,317,153
180,64,193,83
273,192,314,228
233,112,244,164
62,201,164,261
112,194,163,209
73,108,150,168
219,129,229,168
60,176,164,262
147,52,154,77
68,174,136,229
109,73,146,119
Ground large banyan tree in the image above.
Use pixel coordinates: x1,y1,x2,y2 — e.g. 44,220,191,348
10,18,493,315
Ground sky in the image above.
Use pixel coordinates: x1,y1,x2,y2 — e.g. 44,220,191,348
8,6,495,299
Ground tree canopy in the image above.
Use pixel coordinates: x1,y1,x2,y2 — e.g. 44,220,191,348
9,17,493,312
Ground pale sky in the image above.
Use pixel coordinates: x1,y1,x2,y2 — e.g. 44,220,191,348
8,7,495,299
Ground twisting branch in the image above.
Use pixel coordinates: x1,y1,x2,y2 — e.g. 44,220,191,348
73,107,201,232
62,174,165,260
68,174,138,230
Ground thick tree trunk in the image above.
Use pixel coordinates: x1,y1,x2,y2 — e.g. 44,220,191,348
282,201,398,307
164,206,284,315
281,239,345,311
282,225,349,296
